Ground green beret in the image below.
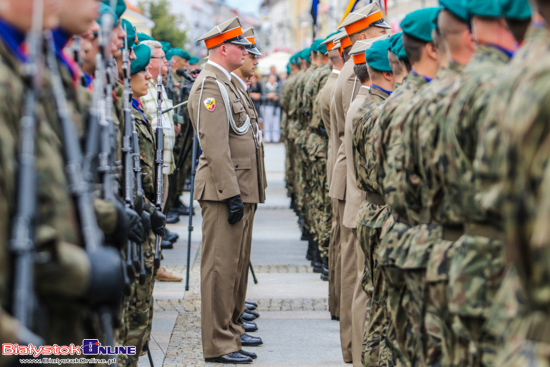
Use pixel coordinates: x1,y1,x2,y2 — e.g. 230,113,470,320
299,48,311,63
389,32,409,63
497,0,531,20
286,63,291,74
97,3,118,28
310,39,323,53
400,7,440,42
121,19,137,49
101,0,126,20
160,41,171,54
290,54,299,65
189,56,200,64
439,0,469,22
131,44,151,75
137,33,154,43
462,0,501,18
167,48,190,61
365,39,392,72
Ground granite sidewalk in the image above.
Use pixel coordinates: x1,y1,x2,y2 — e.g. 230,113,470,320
138,143,347,367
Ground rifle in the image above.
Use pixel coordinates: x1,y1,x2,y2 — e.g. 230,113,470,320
45,30,121,366
166,60,174,101
153,69,165,270
9,0,44,340
121,23,145,284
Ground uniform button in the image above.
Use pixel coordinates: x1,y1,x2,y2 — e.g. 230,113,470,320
235,164,239,168
219,189,223,193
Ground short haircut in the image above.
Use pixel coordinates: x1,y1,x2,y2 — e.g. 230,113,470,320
438,9,469,54
342,46,352,61
141,40,163,55
402,33,428,64
432,28,448,60
388,51,407,75
535,0,550,24
505,18,531,42
353,63,370,84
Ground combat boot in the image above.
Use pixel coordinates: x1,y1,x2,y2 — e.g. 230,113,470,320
312,247,323,273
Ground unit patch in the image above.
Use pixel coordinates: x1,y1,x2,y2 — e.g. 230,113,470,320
204,98,216,112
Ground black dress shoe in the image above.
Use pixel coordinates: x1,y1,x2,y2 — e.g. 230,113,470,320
245,301,258,308
242,310,257,322
166,211,180,224
205,352,252,364
240,333,263,346
331,315,340,321
161,239,174,250
239,349,257,359
243,320,258,332
164,229,179,243
321,272,329,281
246,309,260,318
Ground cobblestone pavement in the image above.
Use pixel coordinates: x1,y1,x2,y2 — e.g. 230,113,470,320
139,144,345,367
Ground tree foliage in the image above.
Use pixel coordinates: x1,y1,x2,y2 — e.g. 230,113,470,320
138,0,188,48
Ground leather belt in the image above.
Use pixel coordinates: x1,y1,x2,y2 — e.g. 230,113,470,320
464,222,503,241
366,191,385,205
442,225,464,242
418,208,431,225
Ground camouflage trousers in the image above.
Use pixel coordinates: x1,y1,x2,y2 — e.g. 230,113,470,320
378,217,410,367
424,236,466,367
399,223,442,367
120,233,156,367
307,132,330,255
357,222,386,367
448,234,504,367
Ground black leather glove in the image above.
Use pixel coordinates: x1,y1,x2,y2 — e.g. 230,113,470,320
126,207,144,244
141,211,151,241
112,201,130,248
86,247,125,309
151,209,166,237
227,195,244,224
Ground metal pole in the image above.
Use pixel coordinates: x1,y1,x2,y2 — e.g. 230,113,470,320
185,133,199,291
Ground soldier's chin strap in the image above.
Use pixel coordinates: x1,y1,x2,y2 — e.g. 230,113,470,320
196,76,251,148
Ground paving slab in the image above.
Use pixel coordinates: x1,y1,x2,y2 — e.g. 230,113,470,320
139,143,345,367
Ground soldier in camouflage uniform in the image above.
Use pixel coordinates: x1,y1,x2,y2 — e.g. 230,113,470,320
1,1,125,366
399,2,475,365
353,36,399,367
292,48,316,240
470,1,550,364
371,8,440,366
433,0,517,365
301,39,331,270
123,44,166,366
166,47,193,217
280,56,300,200
284,55,305,210
303,38,332,267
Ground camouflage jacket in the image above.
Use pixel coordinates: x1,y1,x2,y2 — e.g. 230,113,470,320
500,39,550,314
0,30,92,334
402,61,465,225
475,25,550,229
435,44,511,224
354,86,391,195
302,64,330,123
132,101,156,205
374,71,429,220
